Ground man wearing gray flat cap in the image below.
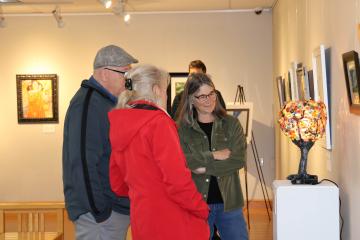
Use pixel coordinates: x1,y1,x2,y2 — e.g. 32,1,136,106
63,45,138,240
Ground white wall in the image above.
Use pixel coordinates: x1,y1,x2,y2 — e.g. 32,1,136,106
273,0,360,239
0,12,273,201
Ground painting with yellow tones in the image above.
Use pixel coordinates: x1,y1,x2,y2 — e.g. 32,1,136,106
16,74,58,123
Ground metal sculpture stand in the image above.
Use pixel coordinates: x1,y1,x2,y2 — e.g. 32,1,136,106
287,140,318,184
233,85,272,229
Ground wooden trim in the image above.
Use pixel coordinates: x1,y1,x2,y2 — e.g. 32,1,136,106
0,202,64,210
0,209,4,233
0,201,65,239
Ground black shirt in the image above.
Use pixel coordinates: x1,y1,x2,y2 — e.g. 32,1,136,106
197,121,224,204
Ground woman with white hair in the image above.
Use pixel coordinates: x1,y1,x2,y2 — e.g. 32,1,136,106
108,65,209,240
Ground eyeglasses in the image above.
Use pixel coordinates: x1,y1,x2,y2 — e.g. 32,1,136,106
194,91,217,102
104,67,126,75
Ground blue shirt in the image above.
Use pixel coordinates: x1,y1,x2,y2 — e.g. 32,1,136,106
89,76,117,104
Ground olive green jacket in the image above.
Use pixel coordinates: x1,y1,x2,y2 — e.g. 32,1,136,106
178,114,247,212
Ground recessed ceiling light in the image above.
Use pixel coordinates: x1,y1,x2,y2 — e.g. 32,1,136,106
0,0,22,3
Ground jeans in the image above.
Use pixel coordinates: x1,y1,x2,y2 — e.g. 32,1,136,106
208,203,248,240
75,211,130,240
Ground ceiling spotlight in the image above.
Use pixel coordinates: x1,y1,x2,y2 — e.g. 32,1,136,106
0,16,5,28
0,7,5,28
52,6,65,28
123,13,130,23
112,0,131,24
0,0,21,3
99,0,112,9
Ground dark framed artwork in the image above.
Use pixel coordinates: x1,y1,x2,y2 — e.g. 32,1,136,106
288,69,296,100
226,102,253,144
284,73,292,102
307,70,315,100
16,74,58,124
276,76,286,108
342,50,360,115
296,66,310,100
166,72,188,114
170,72,188,104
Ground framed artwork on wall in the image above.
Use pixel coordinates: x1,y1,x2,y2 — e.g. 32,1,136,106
284,73,292,102
226,102,253,144
276,76,286,108
296,66,310,100
312,45,331,150
169,72,188,105
288,69,296,100
342,50,360,115
289,62,299,100
16,74,58,124
166,72,188,114
307,70,315,100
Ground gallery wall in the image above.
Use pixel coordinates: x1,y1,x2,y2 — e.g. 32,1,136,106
273,0,360,239
0,11,273,201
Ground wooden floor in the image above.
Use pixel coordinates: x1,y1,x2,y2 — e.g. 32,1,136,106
126,201,273,240
246,202,273,240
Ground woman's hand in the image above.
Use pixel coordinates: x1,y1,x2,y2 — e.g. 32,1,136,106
212,148,231,161
192,167,206,174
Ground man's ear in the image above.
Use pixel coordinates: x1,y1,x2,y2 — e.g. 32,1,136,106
152,84,161,96
94,68,108,83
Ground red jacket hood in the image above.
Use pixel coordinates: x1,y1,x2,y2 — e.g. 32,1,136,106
108,101,169,152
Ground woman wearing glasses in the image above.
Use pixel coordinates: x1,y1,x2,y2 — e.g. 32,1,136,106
177,73,248,240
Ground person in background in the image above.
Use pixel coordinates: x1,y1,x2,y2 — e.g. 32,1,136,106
177,73,248,240
108,65,209,240
170,60,226,119
62,45,138,240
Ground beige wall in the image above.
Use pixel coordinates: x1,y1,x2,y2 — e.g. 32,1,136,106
273,0,360,239
0,12,273,202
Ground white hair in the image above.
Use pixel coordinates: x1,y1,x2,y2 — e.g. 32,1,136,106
116,64,169,109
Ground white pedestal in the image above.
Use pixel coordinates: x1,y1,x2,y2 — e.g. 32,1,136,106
273,180,339,240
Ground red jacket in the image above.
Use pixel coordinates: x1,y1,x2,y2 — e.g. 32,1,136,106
109,100,209,240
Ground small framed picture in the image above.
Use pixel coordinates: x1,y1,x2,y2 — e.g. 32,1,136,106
166,72,188,114
16,74,58,124
284,73,292,102
307,70,315,100
289,62,299,100
296,66,310,100
288,69,296,100
312,45,331,150
169,72,188,105
342,50,360,115
226,102,253,144
276,76,286,107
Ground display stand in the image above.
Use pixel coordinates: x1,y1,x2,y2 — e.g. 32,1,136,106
233,85,272,228
273,180,339,240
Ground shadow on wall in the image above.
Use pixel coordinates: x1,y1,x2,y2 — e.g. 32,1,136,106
242,120,275,200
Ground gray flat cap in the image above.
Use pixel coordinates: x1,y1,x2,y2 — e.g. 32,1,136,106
93,45,138,69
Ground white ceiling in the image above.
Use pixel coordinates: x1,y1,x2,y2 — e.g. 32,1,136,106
0,0,276,14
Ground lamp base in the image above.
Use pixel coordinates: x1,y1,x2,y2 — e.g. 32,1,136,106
287,174,318,185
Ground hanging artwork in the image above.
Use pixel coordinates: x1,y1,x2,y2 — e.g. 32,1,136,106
276,76,286,107
16,74,58,124
312,45,331,150
342,50,360,115
226,102,253,144
296,66,310,100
